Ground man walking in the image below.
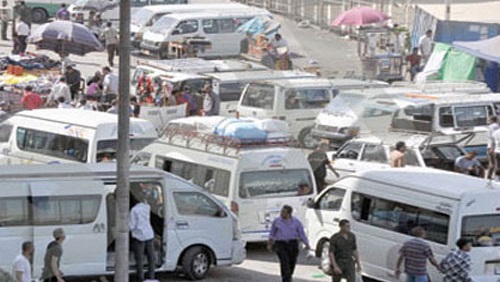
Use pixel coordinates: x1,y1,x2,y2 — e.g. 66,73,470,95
100,22,118,67
329,219,361,282
42,228,66,282
12,241,33,282
267,205,310,282
64,65,81,101
1,0,9,40
14,18,29,54
308,142,339,193
14,1,31,28
418,30,433,64
440,238,473,282
129,189,156,281
102,66,118,103
395,226,440,282
55,4,69,21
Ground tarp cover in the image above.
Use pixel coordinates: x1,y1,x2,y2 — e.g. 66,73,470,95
453,35,500,64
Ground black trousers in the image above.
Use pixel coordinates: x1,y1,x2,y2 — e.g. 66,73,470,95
1,20,7,39
107,44,116,66
331,258,355,282
133,238,155,281
274,240,299,282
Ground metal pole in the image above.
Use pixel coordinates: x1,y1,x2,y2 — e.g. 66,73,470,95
114,0,131,277
444,0,451,21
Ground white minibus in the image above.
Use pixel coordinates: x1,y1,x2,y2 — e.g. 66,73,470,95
237,78,336,148
0,164,245,280
140,10,271,59
132,121,317,242
306,168,500,282
130,3,269,47
0,109,158,164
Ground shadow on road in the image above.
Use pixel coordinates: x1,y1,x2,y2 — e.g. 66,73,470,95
246,242,322,267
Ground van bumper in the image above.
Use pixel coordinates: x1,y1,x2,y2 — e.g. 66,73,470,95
140,40,162,57
230,239,246,265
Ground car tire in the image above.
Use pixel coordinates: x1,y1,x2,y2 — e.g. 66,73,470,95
298,126,318,149
319,240,332,275
182,246,210,280
159,47,169,59
32,8,48,24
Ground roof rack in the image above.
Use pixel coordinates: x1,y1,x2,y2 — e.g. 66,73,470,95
159,128,294,157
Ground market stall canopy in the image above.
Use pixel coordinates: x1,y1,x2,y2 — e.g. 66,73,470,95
236,15,281,37
453,36,500,64
331,6,389,26
27,21,104,56
73,0,118,12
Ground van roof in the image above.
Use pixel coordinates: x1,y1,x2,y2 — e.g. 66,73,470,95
261,77,333,88
205,70,316,81
350,168,500,199
392,80,489,93
161,10,269,21
391,93,500,106
138,58,267,73
136,3,252,12
329,78,388,89
354,132,469,147
0,163,164,180
13,109,153,130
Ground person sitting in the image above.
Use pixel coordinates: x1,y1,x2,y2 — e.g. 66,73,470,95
285,94,300,109
454,151,484,177
405,47,422,81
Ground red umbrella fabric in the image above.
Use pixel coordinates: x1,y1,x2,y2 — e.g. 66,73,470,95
331,6,389,26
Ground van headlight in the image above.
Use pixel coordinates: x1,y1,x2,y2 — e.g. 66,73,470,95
232,214,242,240
339,126,359,136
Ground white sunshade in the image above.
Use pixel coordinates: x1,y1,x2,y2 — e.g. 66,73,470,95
453,35,500,63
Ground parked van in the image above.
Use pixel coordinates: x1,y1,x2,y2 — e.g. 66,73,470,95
141,10,271,59
237,77,335,147
132,123,317,242
306,168,500,281
130,3,269,47
0,109,158,164
207,70,317,116
0,164,245,280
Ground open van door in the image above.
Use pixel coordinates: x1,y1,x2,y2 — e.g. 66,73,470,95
30,180,107,277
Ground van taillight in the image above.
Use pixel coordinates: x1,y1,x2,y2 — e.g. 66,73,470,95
231,201,239,215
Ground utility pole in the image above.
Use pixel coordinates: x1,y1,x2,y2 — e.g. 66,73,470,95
444,0,451,21
114,0,131,278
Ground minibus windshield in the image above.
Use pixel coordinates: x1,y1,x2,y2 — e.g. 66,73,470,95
150,16,178,34
461,214,500,247
132,9,154,26
239,169,313,198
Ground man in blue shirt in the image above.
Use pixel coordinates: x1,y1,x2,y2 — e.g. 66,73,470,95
56,4,69,21
267,205,310,282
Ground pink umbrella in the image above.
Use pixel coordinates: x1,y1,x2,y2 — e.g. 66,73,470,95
331,6,389,26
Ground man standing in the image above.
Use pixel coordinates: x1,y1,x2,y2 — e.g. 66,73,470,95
100,22,118,67
129,190,155,281
202,84,219,116
267,205,310,282
1,0,9,40
440,238,473,282
12,241,33,282
418,30,433,64
21,85,43,110
390,141,406,167
487,115,499,179
47,77,71,106
395,226,440,282
14,1,31,28
102,66,118,103
14,18,29,54
64,65,81,101
329,219,361,282
55,4,69,21
308,142,339,193
42,228,66,282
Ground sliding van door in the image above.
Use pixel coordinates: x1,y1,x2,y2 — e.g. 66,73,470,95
0,182,32,275
30,180,107,277
201,18,241,57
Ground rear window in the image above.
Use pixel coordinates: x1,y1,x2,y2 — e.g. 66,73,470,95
219,82,245,102
285,88,330,109
240,83,275,110
239,169,313,199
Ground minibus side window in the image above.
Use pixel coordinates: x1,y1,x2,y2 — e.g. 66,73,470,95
318,188,346,211
0,123,12,142
155,156,230,197
0,197,30,226
240,83,275,110
360,145,387,164
219,83,245,102
175,20,198,35
351,192,449,244
31,195,101,225
173,192,225,217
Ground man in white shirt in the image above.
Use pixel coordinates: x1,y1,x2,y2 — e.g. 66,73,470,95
12,241,33,282
102,66,118,103
14,19,30,54
129,189,155,281
418,29,433,64
47,77,71,106
487,116,500,179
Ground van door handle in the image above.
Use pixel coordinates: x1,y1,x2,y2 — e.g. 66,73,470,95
176,221,189,229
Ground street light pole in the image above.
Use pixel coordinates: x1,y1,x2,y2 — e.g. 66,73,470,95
444,0,451,21
114,0,131,278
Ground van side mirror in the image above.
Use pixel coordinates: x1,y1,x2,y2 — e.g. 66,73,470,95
171,29,180,36
306,198,316,209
